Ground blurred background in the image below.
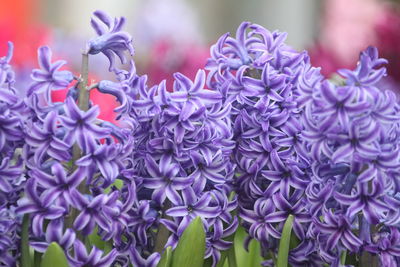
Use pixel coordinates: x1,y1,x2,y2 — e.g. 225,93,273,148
1,0,400,89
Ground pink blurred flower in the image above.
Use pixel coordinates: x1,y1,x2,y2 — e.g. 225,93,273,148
145,40,209,90
310,0,383,76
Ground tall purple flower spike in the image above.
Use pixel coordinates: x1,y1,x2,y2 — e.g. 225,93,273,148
87,10,134,71
302,46,400,265
0,41,26,267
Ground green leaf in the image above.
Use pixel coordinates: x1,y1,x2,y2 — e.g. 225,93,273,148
234,226,262,267
20,214,31,267
277,214,295,267
171,217,206,267
87,227,112,254
158,246,172,267
289,231,300,250
41,242,69,267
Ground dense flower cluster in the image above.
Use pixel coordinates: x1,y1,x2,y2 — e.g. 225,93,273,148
302,47,400,266
2,9,400,267
205,22,325,266
117,59,237,266
0,42,25,266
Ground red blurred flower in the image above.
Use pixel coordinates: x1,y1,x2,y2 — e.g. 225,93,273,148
0,0,50,66
375,6,400,83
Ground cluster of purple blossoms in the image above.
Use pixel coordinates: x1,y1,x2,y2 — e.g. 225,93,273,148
13,10,141,267
205,22,324,266
206,21,400,266
301,47,400,266
115,54,238,266
2,8,400,267
0,42,25,266
1,10,237,267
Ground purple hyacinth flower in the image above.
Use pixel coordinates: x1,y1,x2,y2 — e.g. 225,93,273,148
171,70,222,121
76,138,120,187
334,180,387,224
338,46,387,91
315,81,369,130
261,149,308,197
248,24,288,67
269,192,310,240
16,179,66,236
0,110,23,151
30,163,85,208
205,216,236,265
364,228,400,267
0,41,15,85
28,46,73,101
68,239,118,267
306,180,335,216
166,188,220,235
25,111,71,164
208,191,237,225
240,198,282,241
97,80,128,113
127,199,157,246
242,63,286,104
142,155,193,205
313,210,362,252
72,191,112,235
87,10,134,71
206,21,255,71
0,208,18,267
101,182,138,243
133,78,170,117
0,157,23,194
30,219,76,253
163,104,206,144
189,151,229,194
329,121,380,164
61,97,110,151
128,244,160,267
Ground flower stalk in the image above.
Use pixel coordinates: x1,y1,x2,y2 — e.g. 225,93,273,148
154,201,172,253
67,52,90,232
20,214,30,267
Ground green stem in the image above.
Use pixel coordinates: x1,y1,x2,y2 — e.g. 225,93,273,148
154,201,172,253
227,245,237,267
269,250,277,266
34,250,42,267
20,214,31,267
360,251,379,267
340,250,347,265
277,214,294,267
65,52,90,238
77,52,90,111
